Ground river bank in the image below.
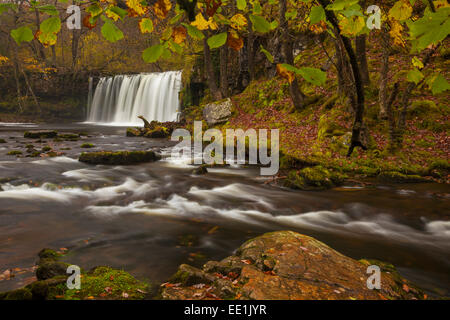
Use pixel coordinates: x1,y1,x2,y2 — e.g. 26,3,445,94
0,123,449,298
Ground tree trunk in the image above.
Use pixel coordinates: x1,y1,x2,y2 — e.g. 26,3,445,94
319,0,366,156
355,34,370,85
378,25,390,119
247,17,255,81
279,0,304,110
220,43,229,97
203,35,223,101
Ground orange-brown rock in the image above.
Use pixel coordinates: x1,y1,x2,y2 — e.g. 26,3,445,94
161,231,425,300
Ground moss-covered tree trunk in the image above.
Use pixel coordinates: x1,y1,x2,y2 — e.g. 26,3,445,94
279,0,304,111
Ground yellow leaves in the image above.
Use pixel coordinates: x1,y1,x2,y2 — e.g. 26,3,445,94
38,32,57,48
339,16,365,37
309,20,327,34
230,13,247,30
191,13,217,30
126,0,147,16
105,8,120,21
389,19,405,47
434,0,450,9
388,0,412,21
139,18,154,33
153,0,172,20
0,55,9,65
227,30,243,51
172,26,187,44
412,56,424,69
83,14,97,30
277,64,295,83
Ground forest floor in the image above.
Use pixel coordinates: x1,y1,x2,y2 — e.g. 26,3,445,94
184,37,450,186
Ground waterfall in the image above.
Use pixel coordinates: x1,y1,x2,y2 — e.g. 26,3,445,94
86,71,182,125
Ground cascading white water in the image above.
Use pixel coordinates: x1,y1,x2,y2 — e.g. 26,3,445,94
86,71,182,125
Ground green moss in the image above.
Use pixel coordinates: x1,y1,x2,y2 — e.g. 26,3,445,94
79,150,161,165
24,131,58,139
80,143,95,148
284,166,346,190
63,266,149,300
126,128,141,137
0,138,7,143
408,100,439,118
3,288,32,300
42,146,52,152
58,134,80,141
378,171,428,183
317,113,346,140
38,248,61,260
7,150,22,156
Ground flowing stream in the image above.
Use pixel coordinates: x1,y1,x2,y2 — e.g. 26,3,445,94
86,71,182,125
0,123,449,296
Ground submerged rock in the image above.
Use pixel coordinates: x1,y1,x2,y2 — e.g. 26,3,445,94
203,98,233,125
24,130,58,139
79,150,161,165
192,165,208,175
161,231,426,300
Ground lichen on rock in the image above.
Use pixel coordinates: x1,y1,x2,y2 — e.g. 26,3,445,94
160,231,427,300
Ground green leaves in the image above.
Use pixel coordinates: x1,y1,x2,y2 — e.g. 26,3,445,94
326,0,358,11
310,5,325,24
297,67,327,86
249,14,271,33
37,5,58,16
407,7,450,53
182,23,205,40
101,17,124,42
143,44,164,63
280,64,327,86
10,26,33,45
428,74,450,95
237,0,247,11
407,69,424,84
388,0,413,21
207,32,227,49
40,17,61,34
260,45,274,63
139,18,154,34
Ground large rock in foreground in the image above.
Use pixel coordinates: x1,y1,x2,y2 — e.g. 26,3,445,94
79,150,160,165
161,231,425,300
203,98,233,126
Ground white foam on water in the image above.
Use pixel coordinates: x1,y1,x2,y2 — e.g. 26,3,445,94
188,183,274,209
0,178,156,204
32,156,78,165
83,191,450,251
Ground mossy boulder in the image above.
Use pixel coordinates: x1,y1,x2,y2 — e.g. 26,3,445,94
41,146,52,152
161,231,426,300
7,150,22,156
80,143,95,148
317,113,346,140
36,248,68,280
57,133,80,141
0,138,6,143
407,100,439,118
427,160,450,178
279,153,319,169
79,150,161,165
126,128,141,137
62,266,150,300
284,166,346,190
192,165,208,175
378,171,429,183
143,126,169,138
2,288,33,300
24,131,57,139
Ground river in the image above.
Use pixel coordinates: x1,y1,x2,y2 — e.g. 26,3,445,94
0,123,449,296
